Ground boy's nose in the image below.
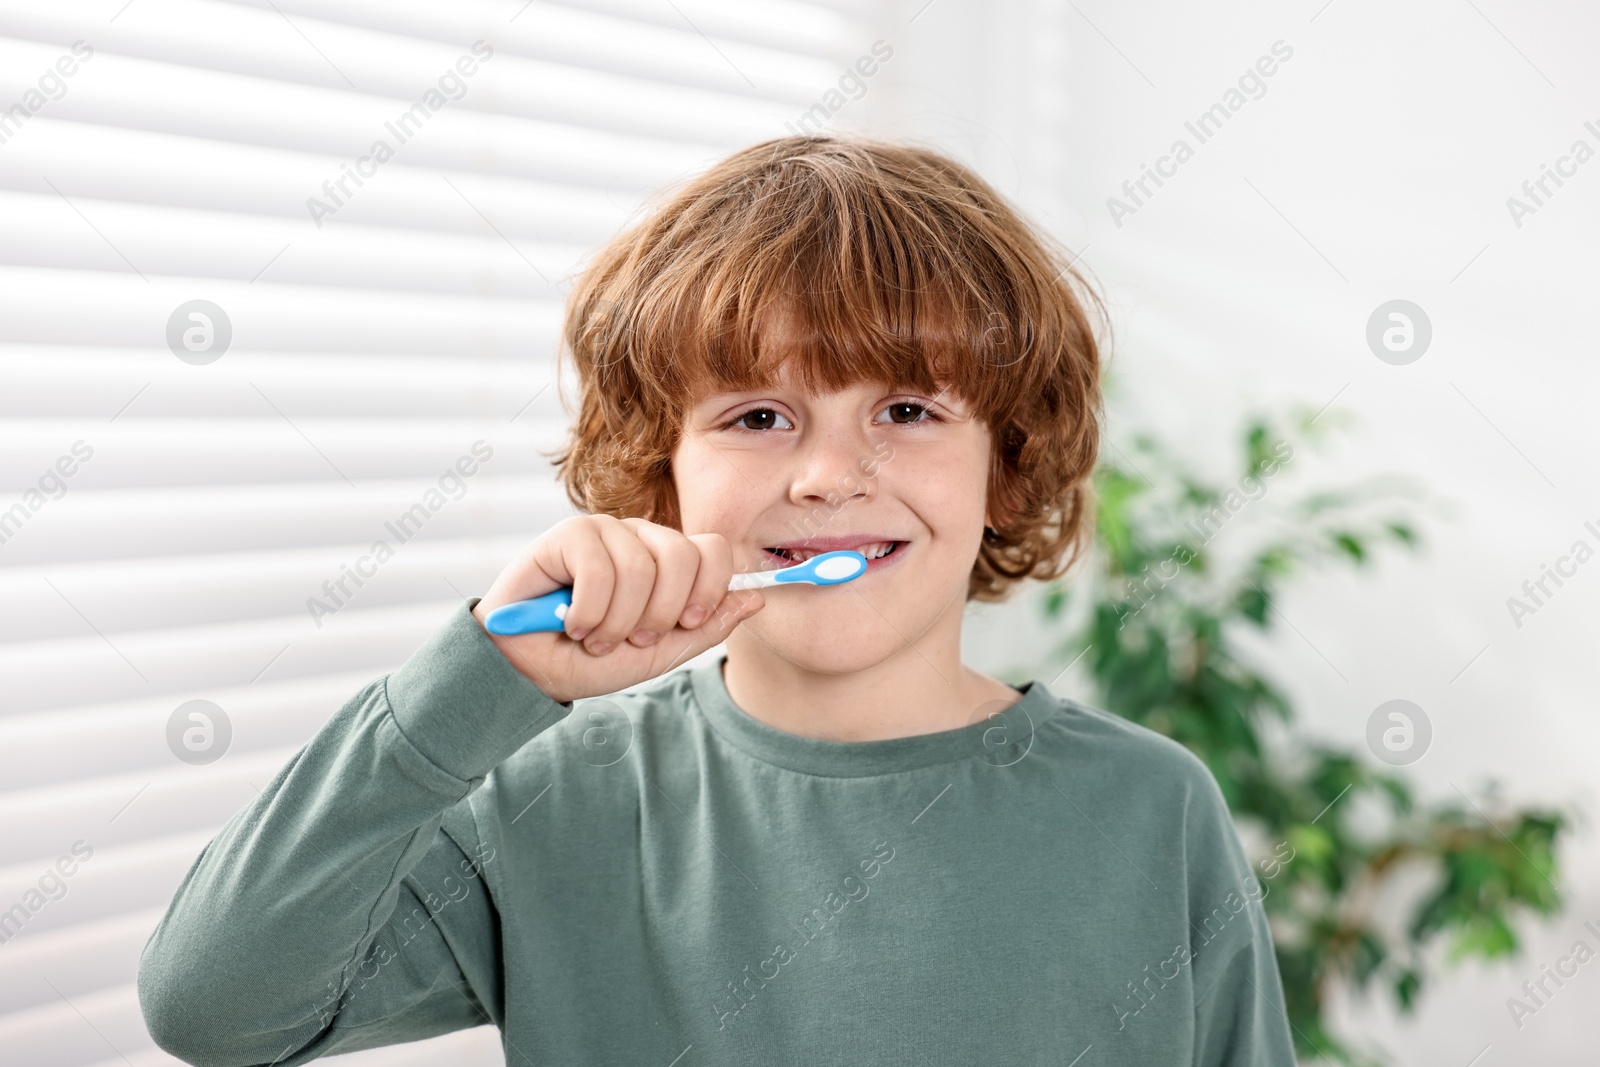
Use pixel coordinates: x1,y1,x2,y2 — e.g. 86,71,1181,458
785,430,879,506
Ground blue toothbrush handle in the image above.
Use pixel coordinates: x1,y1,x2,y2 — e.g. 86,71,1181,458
482,550,868,637
484,588,573,635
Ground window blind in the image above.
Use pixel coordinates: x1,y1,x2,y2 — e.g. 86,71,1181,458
0,2,864,1063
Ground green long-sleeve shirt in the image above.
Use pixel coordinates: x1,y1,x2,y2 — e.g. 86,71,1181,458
138,598,1297,1065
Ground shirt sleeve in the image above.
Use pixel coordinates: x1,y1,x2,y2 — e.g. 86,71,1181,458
1182,761,1300,1067
137,598,572,1067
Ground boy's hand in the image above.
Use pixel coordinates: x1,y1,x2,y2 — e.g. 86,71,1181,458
470,515,764,704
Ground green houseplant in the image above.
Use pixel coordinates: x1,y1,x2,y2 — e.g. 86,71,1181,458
1031,404,1568,1065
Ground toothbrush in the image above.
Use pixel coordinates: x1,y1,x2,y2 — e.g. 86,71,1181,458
483,550,869,636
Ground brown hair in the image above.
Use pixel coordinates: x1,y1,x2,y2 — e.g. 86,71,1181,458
549,134,1107,602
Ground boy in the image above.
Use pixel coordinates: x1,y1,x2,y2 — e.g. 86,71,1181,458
139,136,1296,1065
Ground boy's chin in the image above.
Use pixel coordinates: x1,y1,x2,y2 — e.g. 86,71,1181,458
735,614,911,676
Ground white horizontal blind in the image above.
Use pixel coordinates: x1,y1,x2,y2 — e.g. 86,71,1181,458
0,2,862,1063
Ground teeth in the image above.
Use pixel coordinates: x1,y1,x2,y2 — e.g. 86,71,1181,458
773,541,897,562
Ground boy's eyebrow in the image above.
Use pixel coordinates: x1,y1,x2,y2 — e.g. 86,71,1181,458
694,378,955,399
697,381,966,405
694,385,775,401
686,386,777,411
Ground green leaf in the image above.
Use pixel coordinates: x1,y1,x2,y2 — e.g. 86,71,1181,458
1237,583,1271,626
1353,930,1387,984
1333,532,1366,563
1252,544,1296,578
1447,913,1518,963
1394,968,1422,1012
1295,489,1362,517
1287,823,1337,870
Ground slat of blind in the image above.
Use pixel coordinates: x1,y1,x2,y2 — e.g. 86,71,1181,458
538,0,855,55
0,908,165,1016
0,536,533,642
1,600,488,716
251,0,854,85
0,982,157,1067
0,189,585,297
0,347,552,418
86,1051,186,1067
2,0,843,101
0,748,297,868
0,26,803,147
0,672,392,789
0,830,218,943
89,1047,186,1067
0,479,563,565
0,419,558,487
0,267,563,351
0,120,633,239
0,41,721,190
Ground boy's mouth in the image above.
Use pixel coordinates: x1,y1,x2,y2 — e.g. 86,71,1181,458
763,540,907,568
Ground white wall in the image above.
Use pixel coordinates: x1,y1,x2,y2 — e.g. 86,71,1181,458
861,0,1599,1063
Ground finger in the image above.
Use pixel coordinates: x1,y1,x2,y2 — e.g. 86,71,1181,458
534,518,612,641
490,517,580,606
678,532,734,629
584,516,657,653
620,519,700,646
656,587,764,670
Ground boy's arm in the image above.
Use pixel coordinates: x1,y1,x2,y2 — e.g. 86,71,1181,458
1182,763,1300,1067
137,599,572,1067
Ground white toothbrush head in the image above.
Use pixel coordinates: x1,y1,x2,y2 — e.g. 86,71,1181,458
727,550,869,591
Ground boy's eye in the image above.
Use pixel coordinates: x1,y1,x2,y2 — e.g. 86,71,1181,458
876,401,935,425
722,400,939,433
726,407,793,432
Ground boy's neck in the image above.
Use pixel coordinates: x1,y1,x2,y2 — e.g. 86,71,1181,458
719,619,1021,743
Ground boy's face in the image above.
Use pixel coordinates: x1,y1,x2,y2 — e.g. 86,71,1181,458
672,362,993,674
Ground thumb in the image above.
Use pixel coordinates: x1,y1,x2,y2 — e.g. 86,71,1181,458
706,587,764,635
683,587,764,648
654,588,764,673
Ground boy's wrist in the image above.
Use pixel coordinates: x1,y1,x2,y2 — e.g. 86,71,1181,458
468,598,578,705
385,598,572,782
